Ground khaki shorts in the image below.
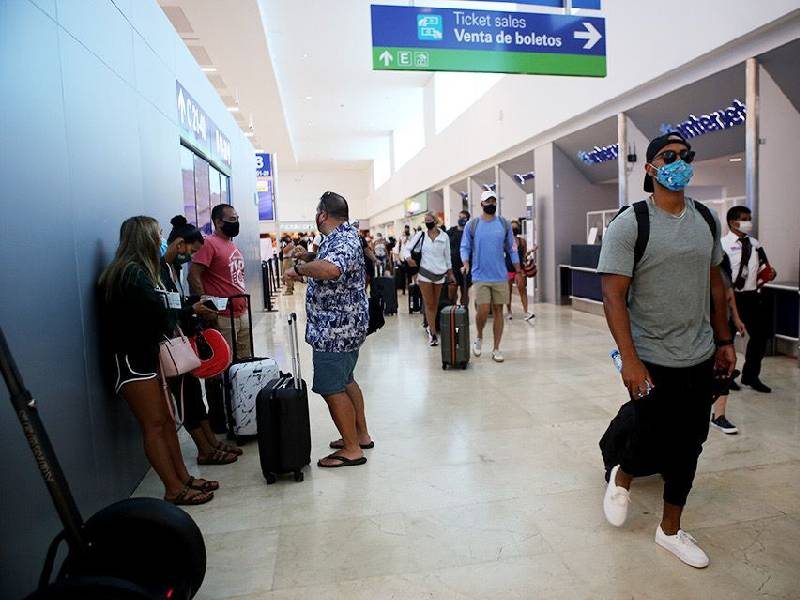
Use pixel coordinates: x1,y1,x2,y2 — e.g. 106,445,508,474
473,281,510,305
218,314,253,360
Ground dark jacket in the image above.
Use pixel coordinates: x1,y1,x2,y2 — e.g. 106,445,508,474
102,264,171,359
160,259,200,335
447,226,464,269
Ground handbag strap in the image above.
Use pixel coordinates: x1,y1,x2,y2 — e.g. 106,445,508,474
160,371,185,428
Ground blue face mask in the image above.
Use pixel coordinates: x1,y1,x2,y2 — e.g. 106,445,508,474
458,218,467,227
159,238,168,257
653,160,694,191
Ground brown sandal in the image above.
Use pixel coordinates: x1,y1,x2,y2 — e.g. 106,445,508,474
215,441,243,456
185,476,220,492
165,484,213,506
197,448,238,466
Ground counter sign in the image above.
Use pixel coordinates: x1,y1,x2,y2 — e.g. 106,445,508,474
371,4,606,77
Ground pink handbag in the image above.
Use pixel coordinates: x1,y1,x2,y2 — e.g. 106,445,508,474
159,327,201,377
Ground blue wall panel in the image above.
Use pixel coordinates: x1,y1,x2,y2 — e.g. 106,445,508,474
0,1,258,595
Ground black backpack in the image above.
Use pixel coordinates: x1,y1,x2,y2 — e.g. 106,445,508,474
611,199,717,270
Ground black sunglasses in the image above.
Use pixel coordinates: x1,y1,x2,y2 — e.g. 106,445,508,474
654,149,695,165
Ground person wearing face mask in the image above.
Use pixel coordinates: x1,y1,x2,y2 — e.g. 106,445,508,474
98,216,215,505
721,206,776,393
162,215,241,467
403,212,455,346
460,191,521,363
505,221,535,323
447,210,470,305
284,191,372,469
597,132,735,569
189,204,251,359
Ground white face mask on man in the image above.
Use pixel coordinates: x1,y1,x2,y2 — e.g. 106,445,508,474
737,220,753,234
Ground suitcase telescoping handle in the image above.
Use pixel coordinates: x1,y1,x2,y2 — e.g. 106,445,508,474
226,293,255,362
0,328,89,558
288,312,302,389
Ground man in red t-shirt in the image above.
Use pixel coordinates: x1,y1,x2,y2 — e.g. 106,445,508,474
190,204,251,359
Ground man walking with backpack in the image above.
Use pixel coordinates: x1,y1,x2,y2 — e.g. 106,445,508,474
597,132,735,568
460,191,521,363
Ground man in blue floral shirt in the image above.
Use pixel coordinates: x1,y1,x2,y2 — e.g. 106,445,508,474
284,192,372,468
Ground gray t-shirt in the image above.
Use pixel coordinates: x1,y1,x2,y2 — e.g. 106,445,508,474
597,197,723,368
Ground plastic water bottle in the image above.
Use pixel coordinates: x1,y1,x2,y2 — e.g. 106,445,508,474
611,348,652,396
610,349,623,372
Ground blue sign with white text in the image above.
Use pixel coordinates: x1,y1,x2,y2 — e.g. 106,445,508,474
371,4,606,77
256,153,271,178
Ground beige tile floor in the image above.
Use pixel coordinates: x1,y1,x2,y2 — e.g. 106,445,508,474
134,289,800,599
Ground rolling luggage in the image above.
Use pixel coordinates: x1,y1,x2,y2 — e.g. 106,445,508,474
371,276,398,315
408,283,422,314
395,264,407,294
440,287,470,370
224,294,280,442
256,313,312,484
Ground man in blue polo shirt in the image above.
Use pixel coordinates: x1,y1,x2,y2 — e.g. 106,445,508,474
460,191,521,363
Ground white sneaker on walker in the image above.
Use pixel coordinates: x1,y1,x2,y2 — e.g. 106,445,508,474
655,526,710,568
473,338,482,357
603,465,630,527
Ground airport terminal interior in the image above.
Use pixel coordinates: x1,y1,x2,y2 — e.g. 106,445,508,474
1,1,799,598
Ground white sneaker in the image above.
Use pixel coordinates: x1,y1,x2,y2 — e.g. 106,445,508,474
429,334,439,347
524,312,536,324
603,465,630,527
655,526,709,568
506,313,513,320
491,350,504,363
473,338,482,357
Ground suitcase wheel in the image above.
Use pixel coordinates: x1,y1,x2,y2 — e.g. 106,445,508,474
462,364,468,370
442,363,447,370
265,472,277,485
294,470,304,482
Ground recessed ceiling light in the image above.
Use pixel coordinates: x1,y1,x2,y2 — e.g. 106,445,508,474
201,67,217,72
305,96,313,100
729,157,743,162
302,53,309,59
307,121,313,126
226,106,239,112
255,148,265,153
244,131,254,137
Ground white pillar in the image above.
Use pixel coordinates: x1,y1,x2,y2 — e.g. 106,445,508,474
617,112,627,208
745,57,759,235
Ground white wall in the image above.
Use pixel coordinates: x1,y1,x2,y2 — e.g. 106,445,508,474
498,167,527,222
624,117,651,205
536,144,618,303
276,169,371,223
686,158,746,198
759,65,800,280
367,2,800,220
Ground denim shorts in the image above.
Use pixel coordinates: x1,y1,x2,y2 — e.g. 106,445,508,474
312,349,360,396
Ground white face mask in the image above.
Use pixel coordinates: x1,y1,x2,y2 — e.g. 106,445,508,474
737,221,753,234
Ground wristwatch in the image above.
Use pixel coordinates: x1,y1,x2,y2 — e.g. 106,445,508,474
714,338,734,347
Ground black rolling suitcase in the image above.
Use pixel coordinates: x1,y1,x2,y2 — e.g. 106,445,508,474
256,313,311,484
408,283,422,314
394,264,407,294
440,283,470,370
371,276,398,315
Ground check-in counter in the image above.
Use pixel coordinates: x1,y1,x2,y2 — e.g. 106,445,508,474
560,244,603,314
762,281,799,359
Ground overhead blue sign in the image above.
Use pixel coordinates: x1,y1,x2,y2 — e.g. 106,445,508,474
659,99,746,140
478,0,601,7
371,5,606,77
578,143,619,165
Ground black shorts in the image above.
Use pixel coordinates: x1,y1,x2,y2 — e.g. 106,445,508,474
114,351,159,394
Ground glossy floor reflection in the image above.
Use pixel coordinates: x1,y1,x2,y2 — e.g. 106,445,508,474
134,289,800,599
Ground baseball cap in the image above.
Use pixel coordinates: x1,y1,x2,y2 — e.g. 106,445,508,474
643,132,691,193
480,190,497,203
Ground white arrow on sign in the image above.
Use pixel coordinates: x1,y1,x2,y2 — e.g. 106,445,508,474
573,22,602,50
379,50,393,66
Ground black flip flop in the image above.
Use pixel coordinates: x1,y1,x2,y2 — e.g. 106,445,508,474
317,454,368,468
329,440,375,450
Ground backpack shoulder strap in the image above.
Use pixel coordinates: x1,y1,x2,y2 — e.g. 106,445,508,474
632,200,649,269
691,199,717,242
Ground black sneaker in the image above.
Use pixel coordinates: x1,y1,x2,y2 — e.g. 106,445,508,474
711,414,739,435
742,377,772,393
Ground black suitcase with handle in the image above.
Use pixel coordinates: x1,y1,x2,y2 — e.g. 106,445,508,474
371,276,398,315
256,313,311,484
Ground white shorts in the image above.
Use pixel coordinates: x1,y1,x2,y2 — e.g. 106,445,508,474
417,273,446,284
